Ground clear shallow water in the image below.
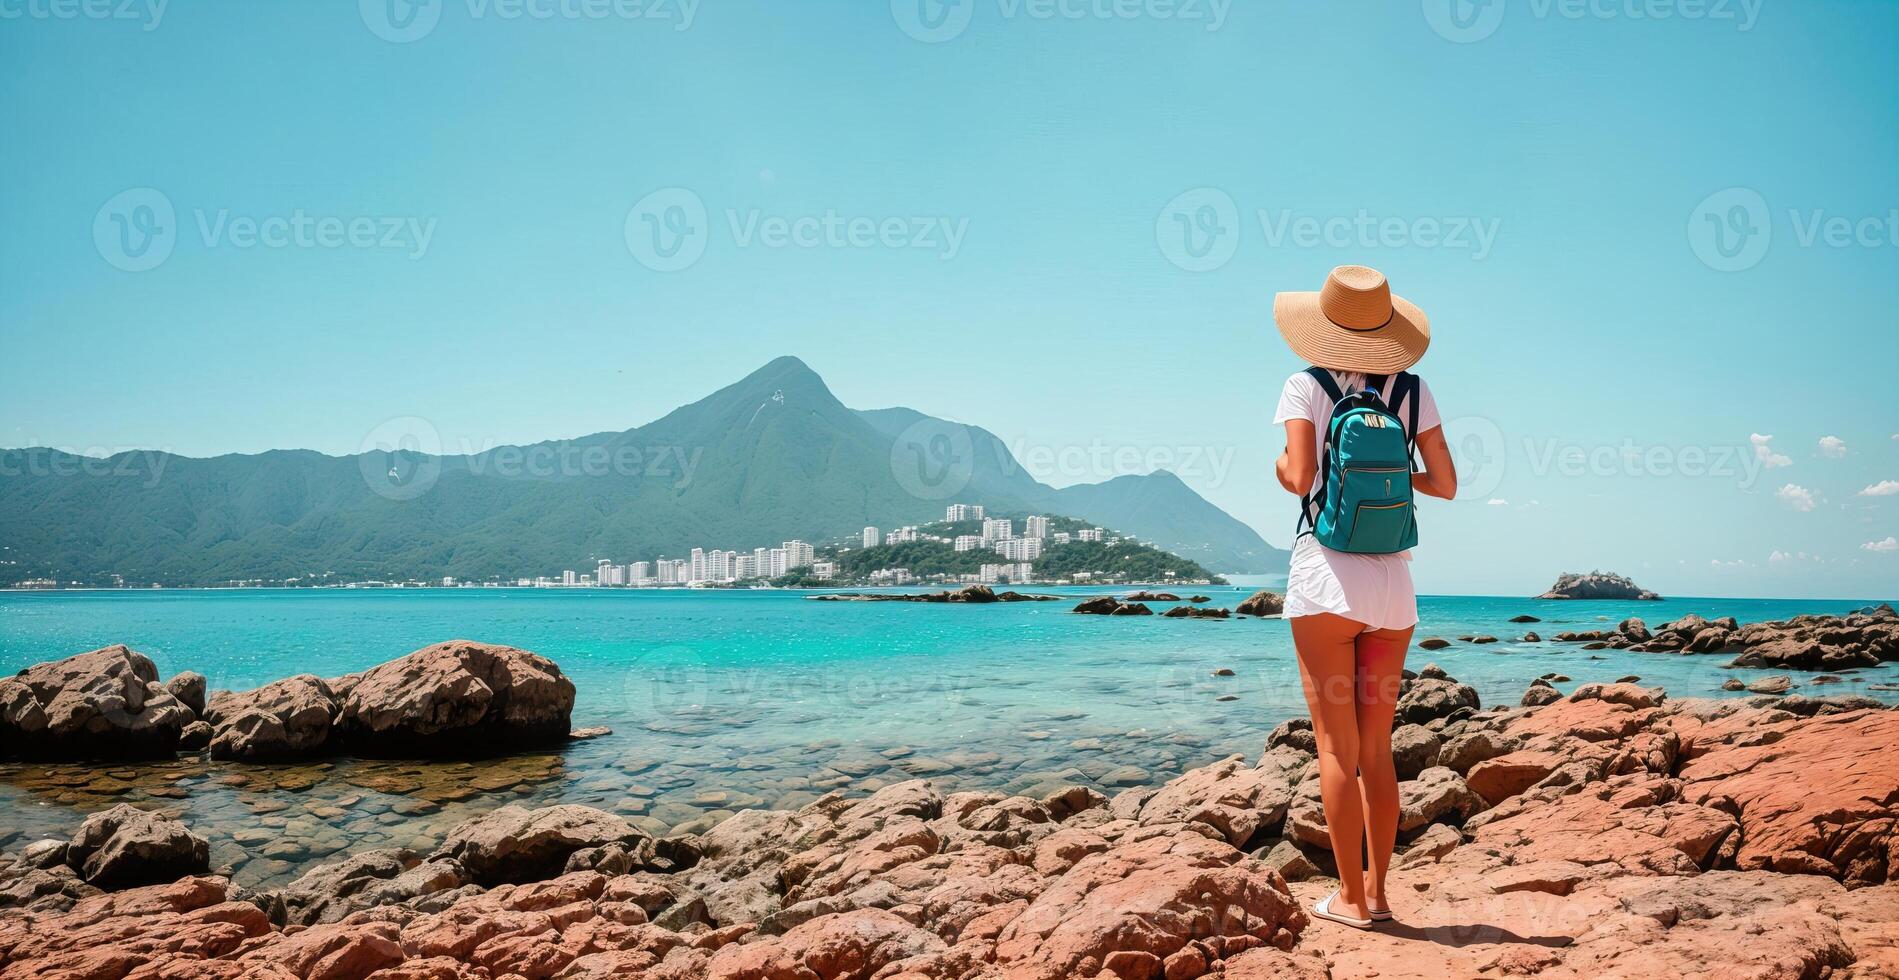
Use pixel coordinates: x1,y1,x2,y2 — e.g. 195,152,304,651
1,588,1890,886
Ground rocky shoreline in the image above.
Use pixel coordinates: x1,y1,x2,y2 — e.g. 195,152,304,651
4,656,1897,978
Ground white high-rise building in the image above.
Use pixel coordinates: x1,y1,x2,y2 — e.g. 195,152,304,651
863,526,880,547
630,561,651,584
1024,515,1050,539
981,518,1013,543
689,548,707,582
1051,531,1072,545
782,540,814,570
562,569,577,587
886,526,918,544
768,548,787,578
1077,527,1105,542
979,563,1033,584
708,550,732,581
954,535,984,552
945,503,986,522
993,537,1042,561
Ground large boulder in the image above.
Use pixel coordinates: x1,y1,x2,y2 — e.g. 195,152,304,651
205,674,339,760
65,805,209,889
1237,590,1285,617
1396,673,1481,725
990,834,1307,980
433,804,648,886
163,671,206,716
1133,750,1307,849
333,640,576,754
0,646,196,759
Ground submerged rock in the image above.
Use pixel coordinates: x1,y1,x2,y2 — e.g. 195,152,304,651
65,805,209,889
433,803,650,886
1236,590,1285,617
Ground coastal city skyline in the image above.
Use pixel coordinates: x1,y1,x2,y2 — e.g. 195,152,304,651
499,504,1119,590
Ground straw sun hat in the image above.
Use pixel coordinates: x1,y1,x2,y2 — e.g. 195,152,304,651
1273,265,1430,374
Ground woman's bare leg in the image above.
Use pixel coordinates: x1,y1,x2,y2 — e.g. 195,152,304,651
1291,612,1372,920
1354,624,1413,912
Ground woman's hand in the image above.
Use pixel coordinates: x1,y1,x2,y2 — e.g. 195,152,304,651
1277,419,1318,496
1411,426,1458,500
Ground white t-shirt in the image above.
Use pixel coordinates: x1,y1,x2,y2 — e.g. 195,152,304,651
1272,369,1442,631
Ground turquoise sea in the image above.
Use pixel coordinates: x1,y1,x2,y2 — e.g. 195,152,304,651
1,587,1891,886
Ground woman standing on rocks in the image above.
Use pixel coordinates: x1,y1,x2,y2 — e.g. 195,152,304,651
1271,266,1458,928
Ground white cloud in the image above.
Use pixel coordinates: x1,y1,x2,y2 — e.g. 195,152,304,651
1859,481,1899,497
1751,433,1792,468
1709,558,1752,569
1770,550,1821,564
1818,435,1847,458
1863,537,1899,553
1775,484,1818,512
1486,498,1508,507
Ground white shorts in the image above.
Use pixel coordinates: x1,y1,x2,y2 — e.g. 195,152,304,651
1283,535,1419,633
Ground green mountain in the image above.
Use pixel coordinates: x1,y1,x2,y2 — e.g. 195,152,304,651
0,357,1287,586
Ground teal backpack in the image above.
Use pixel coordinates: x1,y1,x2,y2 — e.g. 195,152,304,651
1298,367,1421,554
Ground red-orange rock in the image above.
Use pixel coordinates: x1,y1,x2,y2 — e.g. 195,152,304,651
704,908,944,980
1679,707,1899,883
1466,750,1566,806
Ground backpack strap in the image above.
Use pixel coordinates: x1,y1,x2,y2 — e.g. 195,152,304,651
1391,372,1422,471
1295,368,1345,538
1303,365,1345,403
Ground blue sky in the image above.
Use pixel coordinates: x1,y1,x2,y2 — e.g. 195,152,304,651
2,0,1895,598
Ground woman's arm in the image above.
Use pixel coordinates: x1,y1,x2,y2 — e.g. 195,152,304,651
1411,426,1458,500
1276,419,1317,497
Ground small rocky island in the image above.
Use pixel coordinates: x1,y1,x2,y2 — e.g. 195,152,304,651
1536,571,1661,601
